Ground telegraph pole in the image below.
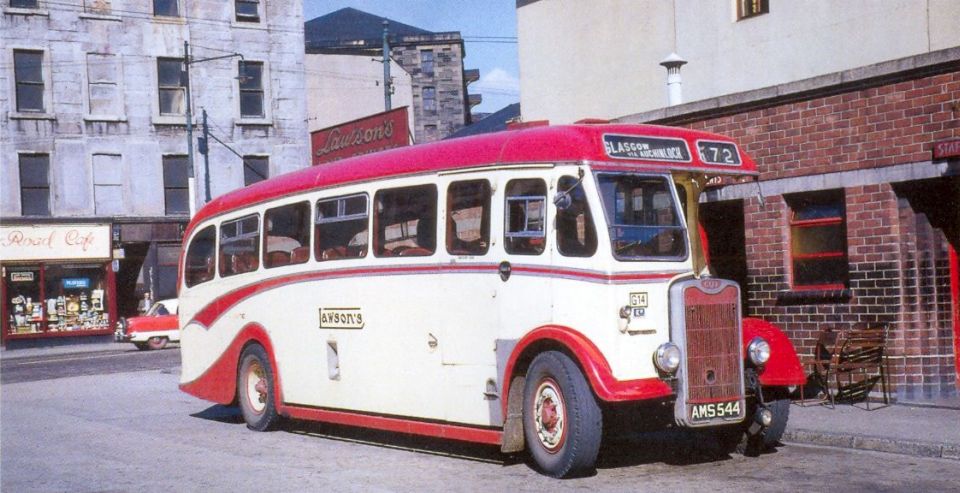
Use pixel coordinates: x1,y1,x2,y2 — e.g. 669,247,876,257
201,109,211,202
184,41,197,217
382,20,392,111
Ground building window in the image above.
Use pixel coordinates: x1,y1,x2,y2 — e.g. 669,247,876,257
92,154,123,215
162,155,189,215
422,86,436,112
153,0,178,16
737,0,768,20
243,156,268,186
239,61,264,118
10,0,39,8
787,190,848,290
83,0,112,14
87,53,121,116
423,124,438,141
157,58,185,116
421,50,434,77
19,154,50,216
235,0,260,22
14,50,44,113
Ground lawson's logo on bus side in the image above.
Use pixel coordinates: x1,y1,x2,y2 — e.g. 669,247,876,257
319,308,365,329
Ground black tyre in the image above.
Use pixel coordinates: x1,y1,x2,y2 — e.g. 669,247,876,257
523,351,602,478
147,336,168,350
757,397,790,448
714,394,791,456
238,344,281,431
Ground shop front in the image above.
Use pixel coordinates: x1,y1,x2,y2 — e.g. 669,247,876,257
1,224,117,347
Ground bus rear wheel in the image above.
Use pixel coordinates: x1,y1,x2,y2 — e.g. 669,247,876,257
523,351,602,478
238,344,280,431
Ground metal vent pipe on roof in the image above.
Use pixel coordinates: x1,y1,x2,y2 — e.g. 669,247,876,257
660,53,687,107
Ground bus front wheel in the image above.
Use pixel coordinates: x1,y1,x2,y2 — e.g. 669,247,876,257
522,351,602,478
238,344,280,431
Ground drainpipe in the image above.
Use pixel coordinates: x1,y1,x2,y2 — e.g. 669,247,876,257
660,53,687,106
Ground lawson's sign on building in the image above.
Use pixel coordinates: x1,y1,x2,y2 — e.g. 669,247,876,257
311,107,410,165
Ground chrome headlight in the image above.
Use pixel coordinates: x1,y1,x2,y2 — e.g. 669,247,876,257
654,342,682,374
747,337,771,366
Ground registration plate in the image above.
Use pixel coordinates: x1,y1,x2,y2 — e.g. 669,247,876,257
690,400,741,421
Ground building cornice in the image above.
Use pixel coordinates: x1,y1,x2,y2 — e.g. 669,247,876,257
617,46,960,126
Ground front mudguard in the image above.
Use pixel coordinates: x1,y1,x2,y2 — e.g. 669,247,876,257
742,317,805,387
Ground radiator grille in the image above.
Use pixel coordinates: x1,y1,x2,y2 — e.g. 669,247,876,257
684,286,741,403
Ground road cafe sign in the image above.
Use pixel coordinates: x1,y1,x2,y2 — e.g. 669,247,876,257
311,107,410,165
0,224,111,261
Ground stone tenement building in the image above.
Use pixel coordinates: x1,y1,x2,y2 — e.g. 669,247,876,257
305,7,480,143
0,0,308,347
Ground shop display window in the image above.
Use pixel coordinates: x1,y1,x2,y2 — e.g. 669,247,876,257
4,263,111,336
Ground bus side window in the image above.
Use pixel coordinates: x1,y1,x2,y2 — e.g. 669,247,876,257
374,185,437,257
446,180,491,256
556,175,597,257
264,201,311,268
219,214,260,277
185,225,216,287
315,194,369,261
504,179,547,255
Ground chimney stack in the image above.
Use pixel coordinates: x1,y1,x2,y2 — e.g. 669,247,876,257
660,53,687,106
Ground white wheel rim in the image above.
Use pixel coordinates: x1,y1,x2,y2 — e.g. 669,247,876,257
245,360,267,414
534,379,565,452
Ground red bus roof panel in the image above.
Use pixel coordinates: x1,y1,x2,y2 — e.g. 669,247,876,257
187,124,756,236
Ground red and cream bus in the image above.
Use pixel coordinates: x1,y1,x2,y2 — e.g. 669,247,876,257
178,124,805,478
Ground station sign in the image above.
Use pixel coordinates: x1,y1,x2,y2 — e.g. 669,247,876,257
933,138,960,160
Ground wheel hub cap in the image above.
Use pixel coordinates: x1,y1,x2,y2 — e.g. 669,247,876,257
534,379,565,452
246,362,267,413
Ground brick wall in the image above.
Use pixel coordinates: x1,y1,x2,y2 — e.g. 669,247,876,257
688,72,960,182
687,70,960,400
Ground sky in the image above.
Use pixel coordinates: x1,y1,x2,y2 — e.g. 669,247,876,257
303,0,520,114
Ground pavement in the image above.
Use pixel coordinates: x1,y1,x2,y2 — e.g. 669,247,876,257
784,399,960,461
2,341,958,461
0,340,135,360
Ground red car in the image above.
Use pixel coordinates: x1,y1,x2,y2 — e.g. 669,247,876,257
115,299,179,350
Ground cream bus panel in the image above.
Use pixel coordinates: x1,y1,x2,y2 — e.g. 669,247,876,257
179,165,695,428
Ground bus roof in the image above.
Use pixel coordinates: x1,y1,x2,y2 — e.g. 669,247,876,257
187,124,756,235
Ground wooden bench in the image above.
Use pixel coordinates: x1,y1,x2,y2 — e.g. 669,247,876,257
799,323,891,409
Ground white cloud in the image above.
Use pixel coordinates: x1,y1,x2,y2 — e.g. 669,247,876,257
474,67,520,96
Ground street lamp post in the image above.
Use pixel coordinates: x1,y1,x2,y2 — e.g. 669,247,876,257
182,41,244,217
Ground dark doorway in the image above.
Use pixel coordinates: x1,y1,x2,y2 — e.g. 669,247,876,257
701,199,749,312
116,243,149,318
892,176,960,392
